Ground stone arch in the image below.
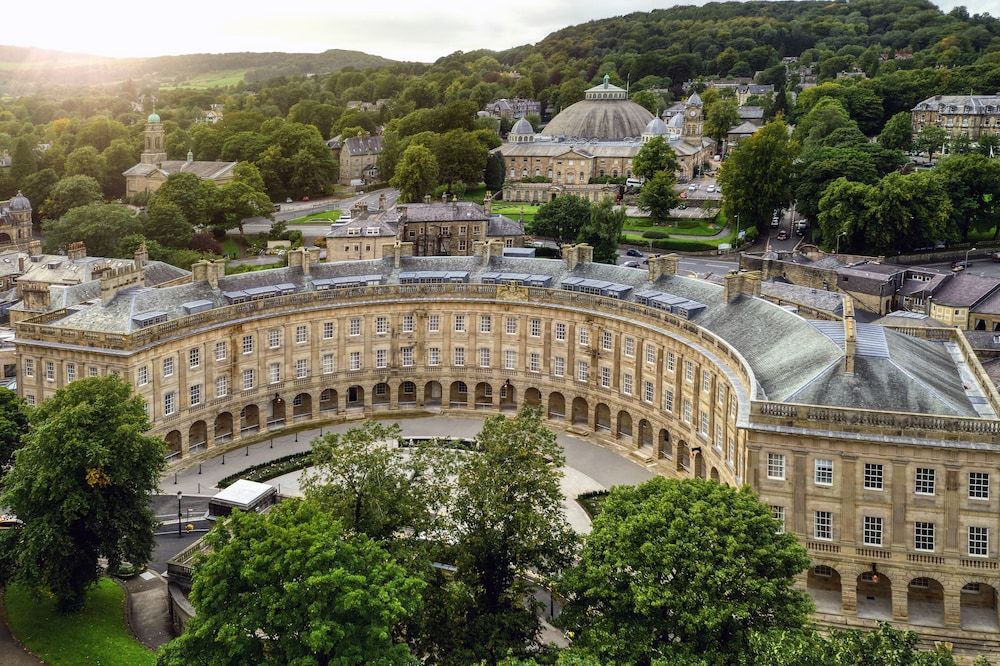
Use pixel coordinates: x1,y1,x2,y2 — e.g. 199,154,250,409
907,576,944,627
372,382,390,406
189,420,207,450
710,466,720,482
475,382,493,407
548,392,566,419
319,388,338,413
616,410,633,440
424,381,442,406
524,387,542,407
693,449,705,478
595,403,611,432
346,385,365,408
269,395,286,425
572,397,589,425
857,570,892,621
449,381,468,406
806,565,842,614
677,440,690,472
0,232,11,245
961,582,1000,632
638,419,653,449
240,404,260,433
499,381,516,410
399,381,417,405
214,412,234,442
165,430,182,458
658,428,671,459
292,392,312,419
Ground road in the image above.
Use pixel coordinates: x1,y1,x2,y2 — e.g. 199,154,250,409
615,247,737,276
239,188,399,239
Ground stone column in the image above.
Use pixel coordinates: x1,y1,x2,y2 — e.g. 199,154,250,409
180,430,190,457
892,579,908,621
841,580,857,616
944,587,962,628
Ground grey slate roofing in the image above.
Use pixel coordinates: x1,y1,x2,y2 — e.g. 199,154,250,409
737,106,765,120
122,160,236,180
759,280,844,315
510,117,533,135
931,273,1000,308
41,255,988,418
343,135,382,156
973,287,1000,315
487,215,524,237
913,94,1000,114
727,121,760,135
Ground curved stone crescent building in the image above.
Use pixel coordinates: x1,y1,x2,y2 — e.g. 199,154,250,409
14,240,1000,651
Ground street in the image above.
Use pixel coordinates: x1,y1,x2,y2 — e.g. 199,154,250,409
238,188,399,240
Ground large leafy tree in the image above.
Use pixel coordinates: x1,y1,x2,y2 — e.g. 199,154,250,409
446,409,576,664
40,174,103,220
793,97,857,149
750,623,963,666
913,126,948,161
484,151,505,193
391,143,439,203
1,376,165,611
632,136,678,181
817,178,875,253
577,197,626,264
867,170,953,253
63,145,106,181
933,153,1000,241
718,119,795,232
217,180,273,233
794,146,880,225
533,195,591,244
151,172,218,227
637,171,680,226
42,202,143,256
19,168,59,224
877,112,914,152
156,500,423,666
561,477,811,666
0,387,29,490
143,200,194,249
704,97,741,143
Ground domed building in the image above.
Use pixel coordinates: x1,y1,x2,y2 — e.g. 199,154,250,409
498,76,715,204
123,112,237,197
0,191,32,247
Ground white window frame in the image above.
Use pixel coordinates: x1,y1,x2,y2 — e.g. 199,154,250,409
767,453,786,480
815,459,833,486
814,511,832,541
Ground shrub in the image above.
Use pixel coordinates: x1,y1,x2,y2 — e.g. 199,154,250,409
642,230,670,239
651,238,718,252
189,232,222,255
217,451,314,489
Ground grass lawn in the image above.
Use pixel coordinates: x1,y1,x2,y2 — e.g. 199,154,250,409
161,68,247,89
221,237,242,259
623,216,723,237
288,209,342,225
490,203,539,223
3,578,155,666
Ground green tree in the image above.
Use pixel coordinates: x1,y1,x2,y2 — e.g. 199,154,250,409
100,139,138,199
718,119,795,232
143,200,194,249
794,146,880,225
533,195,591,244
40,174,103,220
231,161,267,193
447,409,576,664
10,135,37,184
793,97,857,149
934,154,1000,241
484,151,505,193
1,376,164,612
578,197,626,264
19,168,59,224
42,203,143,258
155,500,422,666
302,420,457,543
632,136,679,181
561,477,811,666
877,112,914,152
0,388,29,489
867,170,953,253
631,90,661,115
217,180,273,234
914,126,948,161
391,144,439,203
704,97,741,143
64,145,106,181
817,178,877,253
750,623,959,666
637,171,680,225
151,172,217,227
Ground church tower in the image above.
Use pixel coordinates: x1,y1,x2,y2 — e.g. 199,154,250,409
140,112,168,165
682,93,704,147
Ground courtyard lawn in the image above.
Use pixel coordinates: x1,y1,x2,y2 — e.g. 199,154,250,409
3,578,156,666
288,209,342,225
623,215,723,237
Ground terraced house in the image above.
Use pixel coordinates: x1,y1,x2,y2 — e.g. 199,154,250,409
13,241,1000,651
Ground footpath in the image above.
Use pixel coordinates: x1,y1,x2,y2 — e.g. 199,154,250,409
0,592,41,664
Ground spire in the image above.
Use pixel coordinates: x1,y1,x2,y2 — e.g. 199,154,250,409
603,73,610,89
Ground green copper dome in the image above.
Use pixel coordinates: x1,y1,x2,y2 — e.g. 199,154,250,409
147,112,161,123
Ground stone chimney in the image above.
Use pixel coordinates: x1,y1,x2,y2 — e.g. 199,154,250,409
192,259,225,288
27,240,41,257
191,259,210,284
288,247,306,272
562,244,580,271
133,242,148,269
483,190,493,215
723,270,762,303
100,265,143,305
383,240,414,268
378,193,386,211
486,238,504,264
441,191,448,204
648,253,679,282
307,247,321,266
66,241,87,261
473,240,489,264
843,298,856,375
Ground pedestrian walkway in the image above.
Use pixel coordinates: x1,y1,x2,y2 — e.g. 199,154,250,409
121,573,173,649
0,591,42,665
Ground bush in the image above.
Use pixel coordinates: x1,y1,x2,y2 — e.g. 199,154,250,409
577,490,610,518
519,176,551,183
642,230,670,239
217,451,314,489
651,238,719,252
743,226,759,243
189,232,222,255
450,181,467,197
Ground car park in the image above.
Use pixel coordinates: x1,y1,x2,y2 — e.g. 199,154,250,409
707,185,716,193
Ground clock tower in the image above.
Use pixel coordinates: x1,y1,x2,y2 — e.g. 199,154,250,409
682,92,704,147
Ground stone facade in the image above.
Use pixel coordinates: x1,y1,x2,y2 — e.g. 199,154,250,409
13,247,1000,652
338,135,382,187
912,95,1000,141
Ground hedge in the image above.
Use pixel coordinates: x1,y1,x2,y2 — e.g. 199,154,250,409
641,230,670,239
217,451,314,489
577,490,610,518
651,238,719,252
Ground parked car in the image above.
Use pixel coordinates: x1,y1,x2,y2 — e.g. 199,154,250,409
623,260,640,268
0,514,22,530
626,248,643,257
285,197,293,203
687,184,698,191
952,260,968,272
707,185,716,193
770,217,780,228
992,252,1000,263
776,229,789,241
301,195,310,201
625,177,644,189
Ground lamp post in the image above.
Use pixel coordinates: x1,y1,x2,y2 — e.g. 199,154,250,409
734,214,741,245
836,231,847,255
966,246,977,267
176,491,183,539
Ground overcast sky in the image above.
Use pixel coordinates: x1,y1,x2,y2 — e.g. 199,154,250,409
5,0,994,62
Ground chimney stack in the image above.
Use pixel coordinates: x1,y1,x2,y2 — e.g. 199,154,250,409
723,270,762,303
133,242,148,269
384,240,414,268
843,298,856,375
66,241,87,261
483,191,493,215
27,240,41,257
288,247,306,272
648,253,679,282
378,193,386,211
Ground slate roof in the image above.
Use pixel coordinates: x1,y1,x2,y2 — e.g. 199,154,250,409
932,273,1000,308
971,283,1000,315
122,160,236,180
913,94,1000,114
500,136,709,158
738,106,765,120
727,121,760,135
487,215,524,237
38,255,989,418
343,135,382,156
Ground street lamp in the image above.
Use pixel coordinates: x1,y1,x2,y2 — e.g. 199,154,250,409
176,491,183,539
967,246,977,267
836,231,847,255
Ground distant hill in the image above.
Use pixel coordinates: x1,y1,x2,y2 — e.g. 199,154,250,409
0,46,399,93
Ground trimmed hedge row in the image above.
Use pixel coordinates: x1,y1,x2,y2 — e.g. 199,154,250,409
651,238,720,252
641,230,670,240
217,451,314,489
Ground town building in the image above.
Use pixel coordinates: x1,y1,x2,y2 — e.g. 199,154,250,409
498,76,714,203
338,134,382,187
912,95,1000,141
122,113,237,197
0,191,33,248
325,198,524,262
14,244,1000,650
482,98,541,120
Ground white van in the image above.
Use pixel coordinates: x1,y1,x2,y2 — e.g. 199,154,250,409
625,177,644,189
